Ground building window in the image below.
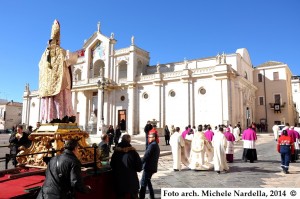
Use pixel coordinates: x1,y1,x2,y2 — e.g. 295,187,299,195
244,72,248,79
258,73,263,82
274,94,281,104
273,72,279,80
258,96,264,105
120,96,125,101
169,90,176,97
143,93,149,99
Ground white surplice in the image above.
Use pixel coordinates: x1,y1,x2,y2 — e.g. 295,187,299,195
212,131,229,172
233,127,240,141
189,131,213,170
170,131,185,170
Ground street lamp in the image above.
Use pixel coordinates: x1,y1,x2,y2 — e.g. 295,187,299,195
97,77,110,133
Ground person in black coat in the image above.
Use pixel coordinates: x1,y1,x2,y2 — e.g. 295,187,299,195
164,125,170,145
9,125,31,166
114,125,122,146
139,133,160,199
37,139,91,199
106,125,115,147
110,134,142,199
98,134,110,160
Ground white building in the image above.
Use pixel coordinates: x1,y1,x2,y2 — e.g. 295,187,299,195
0,100,22,131
22,25,268,135
292,75,300,124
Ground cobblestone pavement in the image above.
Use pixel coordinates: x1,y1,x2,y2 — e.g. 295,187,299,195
1,133,299,199
130,133,300,199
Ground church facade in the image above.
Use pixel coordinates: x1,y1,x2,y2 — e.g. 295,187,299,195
23,25,295,135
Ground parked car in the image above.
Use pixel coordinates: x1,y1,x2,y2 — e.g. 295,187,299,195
278,125,286,136
0,129,13,134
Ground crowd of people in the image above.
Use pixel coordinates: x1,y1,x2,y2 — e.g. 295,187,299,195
273,123,300,173
169,124,240,174
167,122,299,176
6,120,299,198
110,133,160,199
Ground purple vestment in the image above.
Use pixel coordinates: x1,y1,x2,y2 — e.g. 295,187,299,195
224,131,235,142
182,128,190,139
242,128,257,141
204,130,214,142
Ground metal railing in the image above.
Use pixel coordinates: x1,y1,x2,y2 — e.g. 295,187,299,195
0,144,101,175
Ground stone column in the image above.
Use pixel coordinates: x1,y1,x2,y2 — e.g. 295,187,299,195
97,88,104,135
127,84,136,134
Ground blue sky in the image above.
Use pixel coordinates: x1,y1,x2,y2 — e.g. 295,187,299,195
0,0,299,102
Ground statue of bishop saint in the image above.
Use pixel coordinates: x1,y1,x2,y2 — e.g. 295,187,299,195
39,20,78,123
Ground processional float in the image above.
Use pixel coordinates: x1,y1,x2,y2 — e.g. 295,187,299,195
0,19,116,199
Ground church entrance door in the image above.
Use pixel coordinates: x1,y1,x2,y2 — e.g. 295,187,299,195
118,110,126,131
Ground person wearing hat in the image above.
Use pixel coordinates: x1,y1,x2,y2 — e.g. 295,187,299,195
37,139,91,199
39,19,78,123
224,127,235,163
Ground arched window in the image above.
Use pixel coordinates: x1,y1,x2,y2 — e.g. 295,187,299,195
75,69,82,81
119,60,128,79
93,59,105,77
136,60,143,77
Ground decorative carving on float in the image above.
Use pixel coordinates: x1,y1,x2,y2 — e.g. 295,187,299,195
16,123,101,169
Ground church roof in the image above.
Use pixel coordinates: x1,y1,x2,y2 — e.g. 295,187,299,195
83,31,110,49
256,61,285,68
0,100,22,106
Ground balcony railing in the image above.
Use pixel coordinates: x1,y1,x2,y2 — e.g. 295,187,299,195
269,102,286,109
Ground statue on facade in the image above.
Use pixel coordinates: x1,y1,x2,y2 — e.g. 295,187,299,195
131,35,135,45
156,62,161,73
25,83,29,92
222,52,226,64
216,53,221,64
110,32,114,39
97,21,101,33
39,19,78,123
184,58,188,69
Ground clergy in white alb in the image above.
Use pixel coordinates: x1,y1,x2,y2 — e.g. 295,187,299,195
212,127,229,174
170,127,185,171
272,123,279,141
189,125,213,170
233,125,240,142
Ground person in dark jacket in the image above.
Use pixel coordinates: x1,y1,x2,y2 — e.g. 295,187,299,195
110,134,142,199
164,125,170,145
277,130,294,174
114,124,122,146
106,125,115,147
98,134,110,160
9,125,31,166
37,139,91,199
139,133,160,199
144,121,153,149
